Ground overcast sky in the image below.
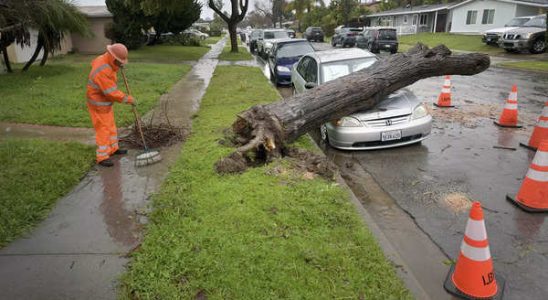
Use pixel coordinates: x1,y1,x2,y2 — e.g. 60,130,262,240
73,0,262,20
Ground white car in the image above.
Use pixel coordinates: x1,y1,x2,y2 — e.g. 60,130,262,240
482,16,534,45
256,29,291,58
291,48,432,150
183,28,209,40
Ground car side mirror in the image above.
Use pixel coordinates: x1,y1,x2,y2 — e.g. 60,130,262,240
304,82,317,89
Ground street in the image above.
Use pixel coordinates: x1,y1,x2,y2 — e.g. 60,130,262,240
254,42,548,299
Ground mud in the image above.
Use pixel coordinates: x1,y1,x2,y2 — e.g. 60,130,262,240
0,37,227,300
0,122,95,145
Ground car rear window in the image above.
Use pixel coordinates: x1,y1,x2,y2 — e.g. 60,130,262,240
379,29,397,40
276,42,314,58
321,57,377,83
264,31,290,39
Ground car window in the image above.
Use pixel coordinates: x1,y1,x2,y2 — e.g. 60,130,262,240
264,31,290,39
276,43,314,58
379,29,397,40
523,16,546,28
297,57,311,78
251,31,261,38
321,57,377,83
505,17,530,27
305,59,318,83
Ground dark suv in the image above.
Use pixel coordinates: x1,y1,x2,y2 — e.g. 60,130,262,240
331,27,362,47
304,27,324,42
499,15,546,54
356,27,398,54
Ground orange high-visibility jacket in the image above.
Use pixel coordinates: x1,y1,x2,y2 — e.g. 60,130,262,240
86,53,132,106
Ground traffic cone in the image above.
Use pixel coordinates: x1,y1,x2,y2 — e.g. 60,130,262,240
507,140,548,212
494,85,522,128
444,202,505,299
434,75,455,108
520,101,548,151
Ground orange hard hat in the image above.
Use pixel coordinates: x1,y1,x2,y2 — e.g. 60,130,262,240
106,43,128,64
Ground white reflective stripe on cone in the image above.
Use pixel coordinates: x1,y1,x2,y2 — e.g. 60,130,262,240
444,80,451,85
442,88,451,93
461,242,491,261
464,219,488,241
537,120,548,128
532,151,548,167
508,92,517,101
504,103,518,110
541,106,548,117
526,168,548,182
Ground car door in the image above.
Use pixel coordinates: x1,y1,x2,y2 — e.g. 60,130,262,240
292,56,311,94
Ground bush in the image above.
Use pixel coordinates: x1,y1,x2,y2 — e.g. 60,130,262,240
160,33,202,46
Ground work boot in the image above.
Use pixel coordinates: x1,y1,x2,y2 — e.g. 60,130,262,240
98,158,114,167
113,149,128,155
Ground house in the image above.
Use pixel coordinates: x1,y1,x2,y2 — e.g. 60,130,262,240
5,6,113,63
449,0,548,34
364,3,456,35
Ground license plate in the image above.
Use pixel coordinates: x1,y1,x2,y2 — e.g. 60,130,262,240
381,130,402,141
385,44,391,48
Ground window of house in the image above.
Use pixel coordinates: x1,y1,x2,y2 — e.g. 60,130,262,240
419,14,428,26
403,15,408,24
466,10,478,25
482,9,495,24
412,14,418,25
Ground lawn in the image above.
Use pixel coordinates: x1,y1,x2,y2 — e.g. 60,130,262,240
0,56,192,127
399,33,505,55
204,36,223,45
121,66,410,299
0,138,94,247
497,60,548,73
129,45,209,63
218,45,253,61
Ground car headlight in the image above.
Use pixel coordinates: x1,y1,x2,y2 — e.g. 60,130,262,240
335,116,362,127
412,103,428,120
523,33,532,39
265,42,273,48
276,65,291,73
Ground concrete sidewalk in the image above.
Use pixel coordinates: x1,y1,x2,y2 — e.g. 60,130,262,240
0,38,226,300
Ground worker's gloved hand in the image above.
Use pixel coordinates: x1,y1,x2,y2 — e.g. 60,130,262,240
127,95,136,106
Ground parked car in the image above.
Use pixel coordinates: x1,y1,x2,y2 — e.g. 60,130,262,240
287,29,296,38
268,39,314,86
356,27,398,54
257,29,291,58
331,27,362,47
182,28,209,40
304,27,325,42
499,15,546,54
249,29,263,53
482,16,535,45
291,48,432,150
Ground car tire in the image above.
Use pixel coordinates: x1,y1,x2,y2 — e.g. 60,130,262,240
320,38,324,43
530,38,546,54
331,39,336,47
320,124,329,144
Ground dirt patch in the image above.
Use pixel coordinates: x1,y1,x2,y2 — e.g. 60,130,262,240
441,192,472,213
429,103,498,128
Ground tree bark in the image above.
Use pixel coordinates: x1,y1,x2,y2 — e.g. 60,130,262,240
39,45,48,66
1,47,13,73
215,44,490,173
228,23,238,53
22,34,44,71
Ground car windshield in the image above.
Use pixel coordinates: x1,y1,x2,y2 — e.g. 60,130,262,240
276,42,314,58
251,31,261,38
505,17,530,27
264,31,289,39
522,16,546,28
321,57,377,83
379,29,397,40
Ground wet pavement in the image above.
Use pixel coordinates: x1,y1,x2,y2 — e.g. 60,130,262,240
254,43,548,299
0,38,226,300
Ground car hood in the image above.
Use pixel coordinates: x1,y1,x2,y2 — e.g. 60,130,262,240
484,27,519,34
350,89,419,121
506,27,545,35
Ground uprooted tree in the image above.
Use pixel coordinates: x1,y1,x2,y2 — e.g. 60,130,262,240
215,44,490,174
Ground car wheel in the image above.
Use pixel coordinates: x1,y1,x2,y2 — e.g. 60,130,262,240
331,39,336,47
320,124,329,143
530,39,546,54
320,38,324,43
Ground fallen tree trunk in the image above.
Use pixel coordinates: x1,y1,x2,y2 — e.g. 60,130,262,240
216,43,490,174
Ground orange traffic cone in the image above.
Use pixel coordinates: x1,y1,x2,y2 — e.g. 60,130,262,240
507,140,548,212
520,101,548,151
444,202,505,299
494,85,522,128
434,75,455,108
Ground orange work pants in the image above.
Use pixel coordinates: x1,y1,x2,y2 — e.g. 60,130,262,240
87,103,119,162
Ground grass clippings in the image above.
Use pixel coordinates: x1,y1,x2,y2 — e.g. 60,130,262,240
121,66,410,299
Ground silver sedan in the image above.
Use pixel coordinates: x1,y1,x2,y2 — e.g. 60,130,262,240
291,48,432,150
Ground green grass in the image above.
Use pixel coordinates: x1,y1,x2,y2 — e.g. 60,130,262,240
218,45,253,61
399,33,505,55
204,36,223,44
497,60,548,72
0,60,191,127
0,138,94,247
121,65,410,299
129,45,209,63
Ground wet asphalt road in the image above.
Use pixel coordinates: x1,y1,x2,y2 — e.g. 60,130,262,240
255,43,548,299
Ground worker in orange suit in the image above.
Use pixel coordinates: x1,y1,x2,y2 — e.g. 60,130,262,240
86,43,134,167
